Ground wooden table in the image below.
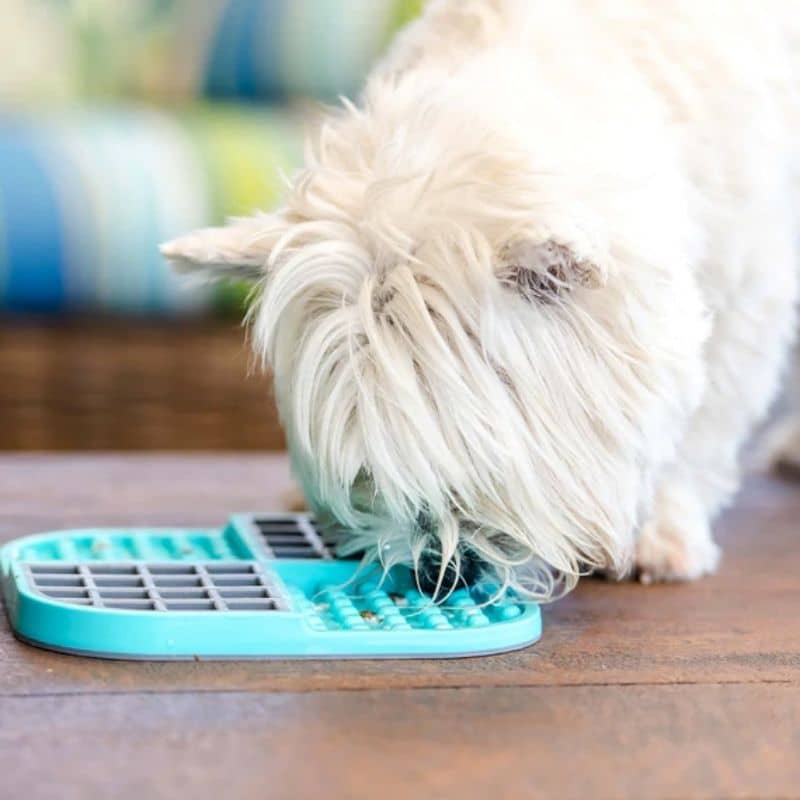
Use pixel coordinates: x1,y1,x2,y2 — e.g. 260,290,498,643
1,455,798,799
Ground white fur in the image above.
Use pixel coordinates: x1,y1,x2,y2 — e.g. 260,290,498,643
164,0,800,599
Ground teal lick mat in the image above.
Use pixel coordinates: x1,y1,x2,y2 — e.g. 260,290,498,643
0,514,541,660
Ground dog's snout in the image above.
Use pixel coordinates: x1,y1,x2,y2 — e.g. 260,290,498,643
417,544,483,597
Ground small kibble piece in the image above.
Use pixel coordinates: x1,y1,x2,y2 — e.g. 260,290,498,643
360,610,381,624
389,593,408,607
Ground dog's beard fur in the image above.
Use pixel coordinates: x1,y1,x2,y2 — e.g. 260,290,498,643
162,7,713,600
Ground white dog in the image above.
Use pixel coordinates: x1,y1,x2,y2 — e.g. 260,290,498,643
163,0,800,600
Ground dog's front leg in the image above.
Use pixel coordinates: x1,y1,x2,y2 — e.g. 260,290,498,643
634,479,721,584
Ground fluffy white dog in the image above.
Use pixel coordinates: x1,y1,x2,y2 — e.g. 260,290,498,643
163,0,800,599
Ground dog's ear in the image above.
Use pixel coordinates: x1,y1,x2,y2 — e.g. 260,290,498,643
498,238,607,302
160,213,289,283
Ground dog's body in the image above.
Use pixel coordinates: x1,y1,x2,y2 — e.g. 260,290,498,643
164,0,800,598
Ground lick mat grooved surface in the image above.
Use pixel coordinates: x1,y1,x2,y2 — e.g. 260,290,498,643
0,514,541,659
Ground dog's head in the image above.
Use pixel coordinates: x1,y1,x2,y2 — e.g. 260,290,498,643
163,95,707,599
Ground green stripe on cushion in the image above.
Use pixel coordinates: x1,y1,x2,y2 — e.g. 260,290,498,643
391,0,425,30
175,106,302,315
177,105,302,221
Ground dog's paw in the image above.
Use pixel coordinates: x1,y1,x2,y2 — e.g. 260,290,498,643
634,499,720,584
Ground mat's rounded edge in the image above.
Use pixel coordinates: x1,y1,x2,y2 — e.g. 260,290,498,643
6,608,541,661
3,579,542,659
10,618,542,661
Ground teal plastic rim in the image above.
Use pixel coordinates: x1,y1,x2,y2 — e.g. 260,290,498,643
0,514,541,660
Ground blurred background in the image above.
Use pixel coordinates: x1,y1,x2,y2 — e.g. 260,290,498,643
0,0,421,450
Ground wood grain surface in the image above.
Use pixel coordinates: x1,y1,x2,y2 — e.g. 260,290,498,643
0,454,798,799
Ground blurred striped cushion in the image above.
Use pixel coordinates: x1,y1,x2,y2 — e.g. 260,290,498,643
0,0,425,314
0,0,423,106
0,106,302,314
205,0,398,101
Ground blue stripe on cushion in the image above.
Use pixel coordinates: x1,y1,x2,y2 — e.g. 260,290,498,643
252,0,287,102
0,127,65,312
202,0,395,103
204,0,287,102
33,119,96,312
203,0,248,98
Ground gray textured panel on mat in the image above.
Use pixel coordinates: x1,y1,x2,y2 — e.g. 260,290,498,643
25,561,287,612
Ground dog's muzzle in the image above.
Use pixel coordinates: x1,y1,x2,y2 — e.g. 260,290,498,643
417,543,483,598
